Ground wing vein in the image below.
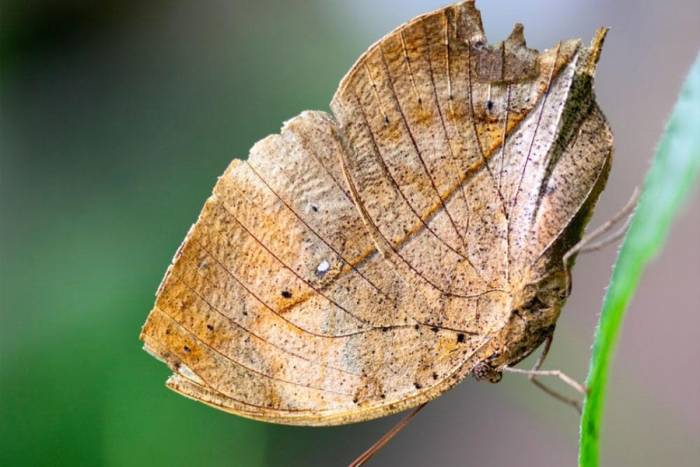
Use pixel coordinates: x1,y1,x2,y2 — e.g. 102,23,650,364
211,195,375,327
379,42,470,256
345,90,487,300
164,260,366,377
154,307,357,396
246,162,389,297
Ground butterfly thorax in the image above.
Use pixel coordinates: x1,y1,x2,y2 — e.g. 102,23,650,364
473,271,568,383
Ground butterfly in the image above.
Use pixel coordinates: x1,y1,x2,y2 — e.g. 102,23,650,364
141,0,611,428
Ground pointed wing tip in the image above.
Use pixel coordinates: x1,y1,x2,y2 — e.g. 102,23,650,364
585,27,610,75
507,23,527,47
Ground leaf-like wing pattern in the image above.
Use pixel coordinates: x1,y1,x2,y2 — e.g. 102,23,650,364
140,1,612,425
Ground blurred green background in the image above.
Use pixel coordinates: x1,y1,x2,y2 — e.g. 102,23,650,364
1,1,698,466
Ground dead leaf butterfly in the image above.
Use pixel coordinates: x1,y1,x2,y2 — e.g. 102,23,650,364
141,0,611,441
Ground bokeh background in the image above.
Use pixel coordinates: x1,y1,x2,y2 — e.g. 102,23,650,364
2,0,698,465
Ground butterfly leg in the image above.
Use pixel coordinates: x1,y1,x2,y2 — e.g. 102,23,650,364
561,186,640,295
348,402,429,467
570,185,640,258
504,335,586,414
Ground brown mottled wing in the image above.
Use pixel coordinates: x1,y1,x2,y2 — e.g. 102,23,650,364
140,1,611,426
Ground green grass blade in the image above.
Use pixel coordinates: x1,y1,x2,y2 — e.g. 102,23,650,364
579,50,700,467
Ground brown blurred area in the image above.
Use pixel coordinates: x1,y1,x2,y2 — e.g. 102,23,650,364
2,1,698,466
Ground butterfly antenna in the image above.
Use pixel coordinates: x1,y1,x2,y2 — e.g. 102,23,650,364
348,402,429,467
